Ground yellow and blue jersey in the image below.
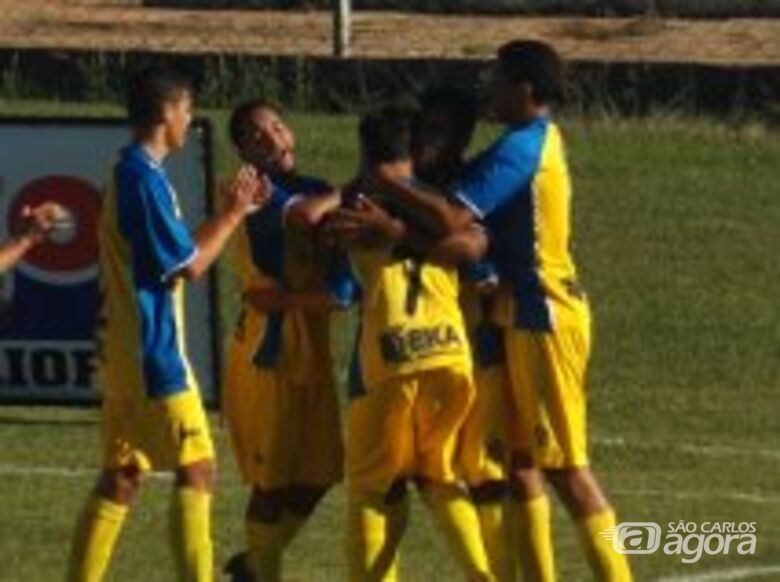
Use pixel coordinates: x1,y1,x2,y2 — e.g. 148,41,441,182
231,175,356,381
455,117,585,332
96,144,197,399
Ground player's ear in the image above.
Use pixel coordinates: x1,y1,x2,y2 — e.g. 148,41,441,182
517,81,535,104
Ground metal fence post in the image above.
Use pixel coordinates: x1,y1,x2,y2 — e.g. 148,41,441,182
334,0,351,58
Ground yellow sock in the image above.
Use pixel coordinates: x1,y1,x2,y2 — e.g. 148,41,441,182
475,501,513,582
421,484,492,581
67,496,128,582
578,508,633,582
347,491,407,582
511,494,555,582
169,487,212,582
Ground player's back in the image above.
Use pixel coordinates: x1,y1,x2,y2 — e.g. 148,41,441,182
350,242,470,391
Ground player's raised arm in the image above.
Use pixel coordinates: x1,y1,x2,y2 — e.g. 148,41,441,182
284,188,342,229
325,189,487,266
181,165,270,280
372,170,474,237
0,202,62,272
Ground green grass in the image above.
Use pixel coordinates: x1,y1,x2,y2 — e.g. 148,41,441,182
0,100,779,580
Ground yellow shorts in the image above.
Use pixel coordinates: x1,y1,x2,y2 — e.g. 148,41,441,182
102,386,214,473
505,318,591,469
457,364,512,485
222,363,343,489
346,367,475,494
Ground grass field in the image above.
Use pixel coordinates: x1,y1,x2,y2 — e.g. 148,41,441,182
0,100,779,581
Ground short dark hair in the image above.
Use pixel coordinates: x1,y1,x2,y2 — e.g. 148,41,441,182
359,105,415,164
125,66,192,129
228,98,281,148
418,84,478,146
496,40,565,104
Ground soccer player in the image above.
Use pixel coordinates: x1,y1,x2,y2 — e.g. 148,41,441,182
328,105,492,582
413,85,515,581
367,42,633,581
0,203,64,272
67,66,268,582
222,99,354,582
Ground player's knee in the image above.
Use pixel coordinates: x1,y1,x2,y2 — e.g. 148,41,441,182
469,479,508,505
247,487,286,522
508,451,545,499
286,485,328,517
176,458,216,492
96,466,144,504
545,466,608,517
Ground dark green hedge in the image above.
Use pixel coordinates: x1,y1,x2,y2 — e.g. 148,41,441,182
143,0,780,17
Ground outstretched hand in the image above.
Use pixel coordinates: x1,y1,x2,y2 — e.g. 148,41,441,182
224,165,271,217
20,202,69,243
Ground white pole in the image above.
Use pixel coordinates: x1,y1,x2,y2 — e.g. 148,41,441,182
334,0,351,58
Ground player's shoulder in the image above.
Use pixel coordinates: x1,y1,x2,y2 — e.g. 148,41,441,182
498,116,552,157
115,144,165,188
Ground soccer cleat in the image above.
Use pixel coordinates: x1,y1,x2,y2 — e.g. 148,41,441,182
224,551,254,582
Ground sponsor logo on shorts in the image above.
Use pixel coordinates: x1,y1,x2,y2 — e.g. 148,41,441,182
601,521,757,563
379,324,463,364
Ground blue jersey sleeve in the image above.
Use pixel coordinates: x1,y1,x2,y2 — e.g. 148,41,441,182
454,121,547,219
117,168,196,284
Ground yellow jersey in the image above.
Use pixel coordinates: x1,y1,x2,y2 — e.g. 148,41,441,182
350,244,471,391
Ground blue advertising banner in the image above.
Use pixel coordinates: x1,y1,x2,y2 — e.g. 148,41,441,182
0,118,219,405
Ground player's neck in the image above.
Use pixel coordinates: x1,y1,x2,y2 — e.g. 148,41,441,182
378,159,413,180
420,160,462,188
505,105,550,126
135,128,171,163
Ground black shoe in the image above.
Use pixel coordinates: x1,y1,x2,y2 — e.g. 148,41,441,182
224,551,253,582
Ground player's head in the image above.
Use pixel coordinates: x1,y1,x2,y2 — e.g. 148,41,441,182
229,99,295,175
412,84,478,180
125,66,193,149
490,40,564,123
358,104,415,167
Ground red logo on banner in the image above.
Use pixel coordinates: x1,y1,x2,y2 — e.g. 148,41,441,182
8,175,102,284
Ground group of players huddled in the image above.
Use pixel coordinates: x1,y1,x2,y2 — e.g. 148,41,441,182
65,40,634,581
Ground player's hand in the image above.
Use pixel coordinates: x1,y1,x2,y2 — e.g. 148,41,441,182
19,202,69,244
324,195,403,248
224,165,271,217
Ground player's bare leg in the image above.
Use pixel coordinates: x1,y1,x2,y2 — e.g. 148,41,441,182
67,467,144,581
546,467,632,581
